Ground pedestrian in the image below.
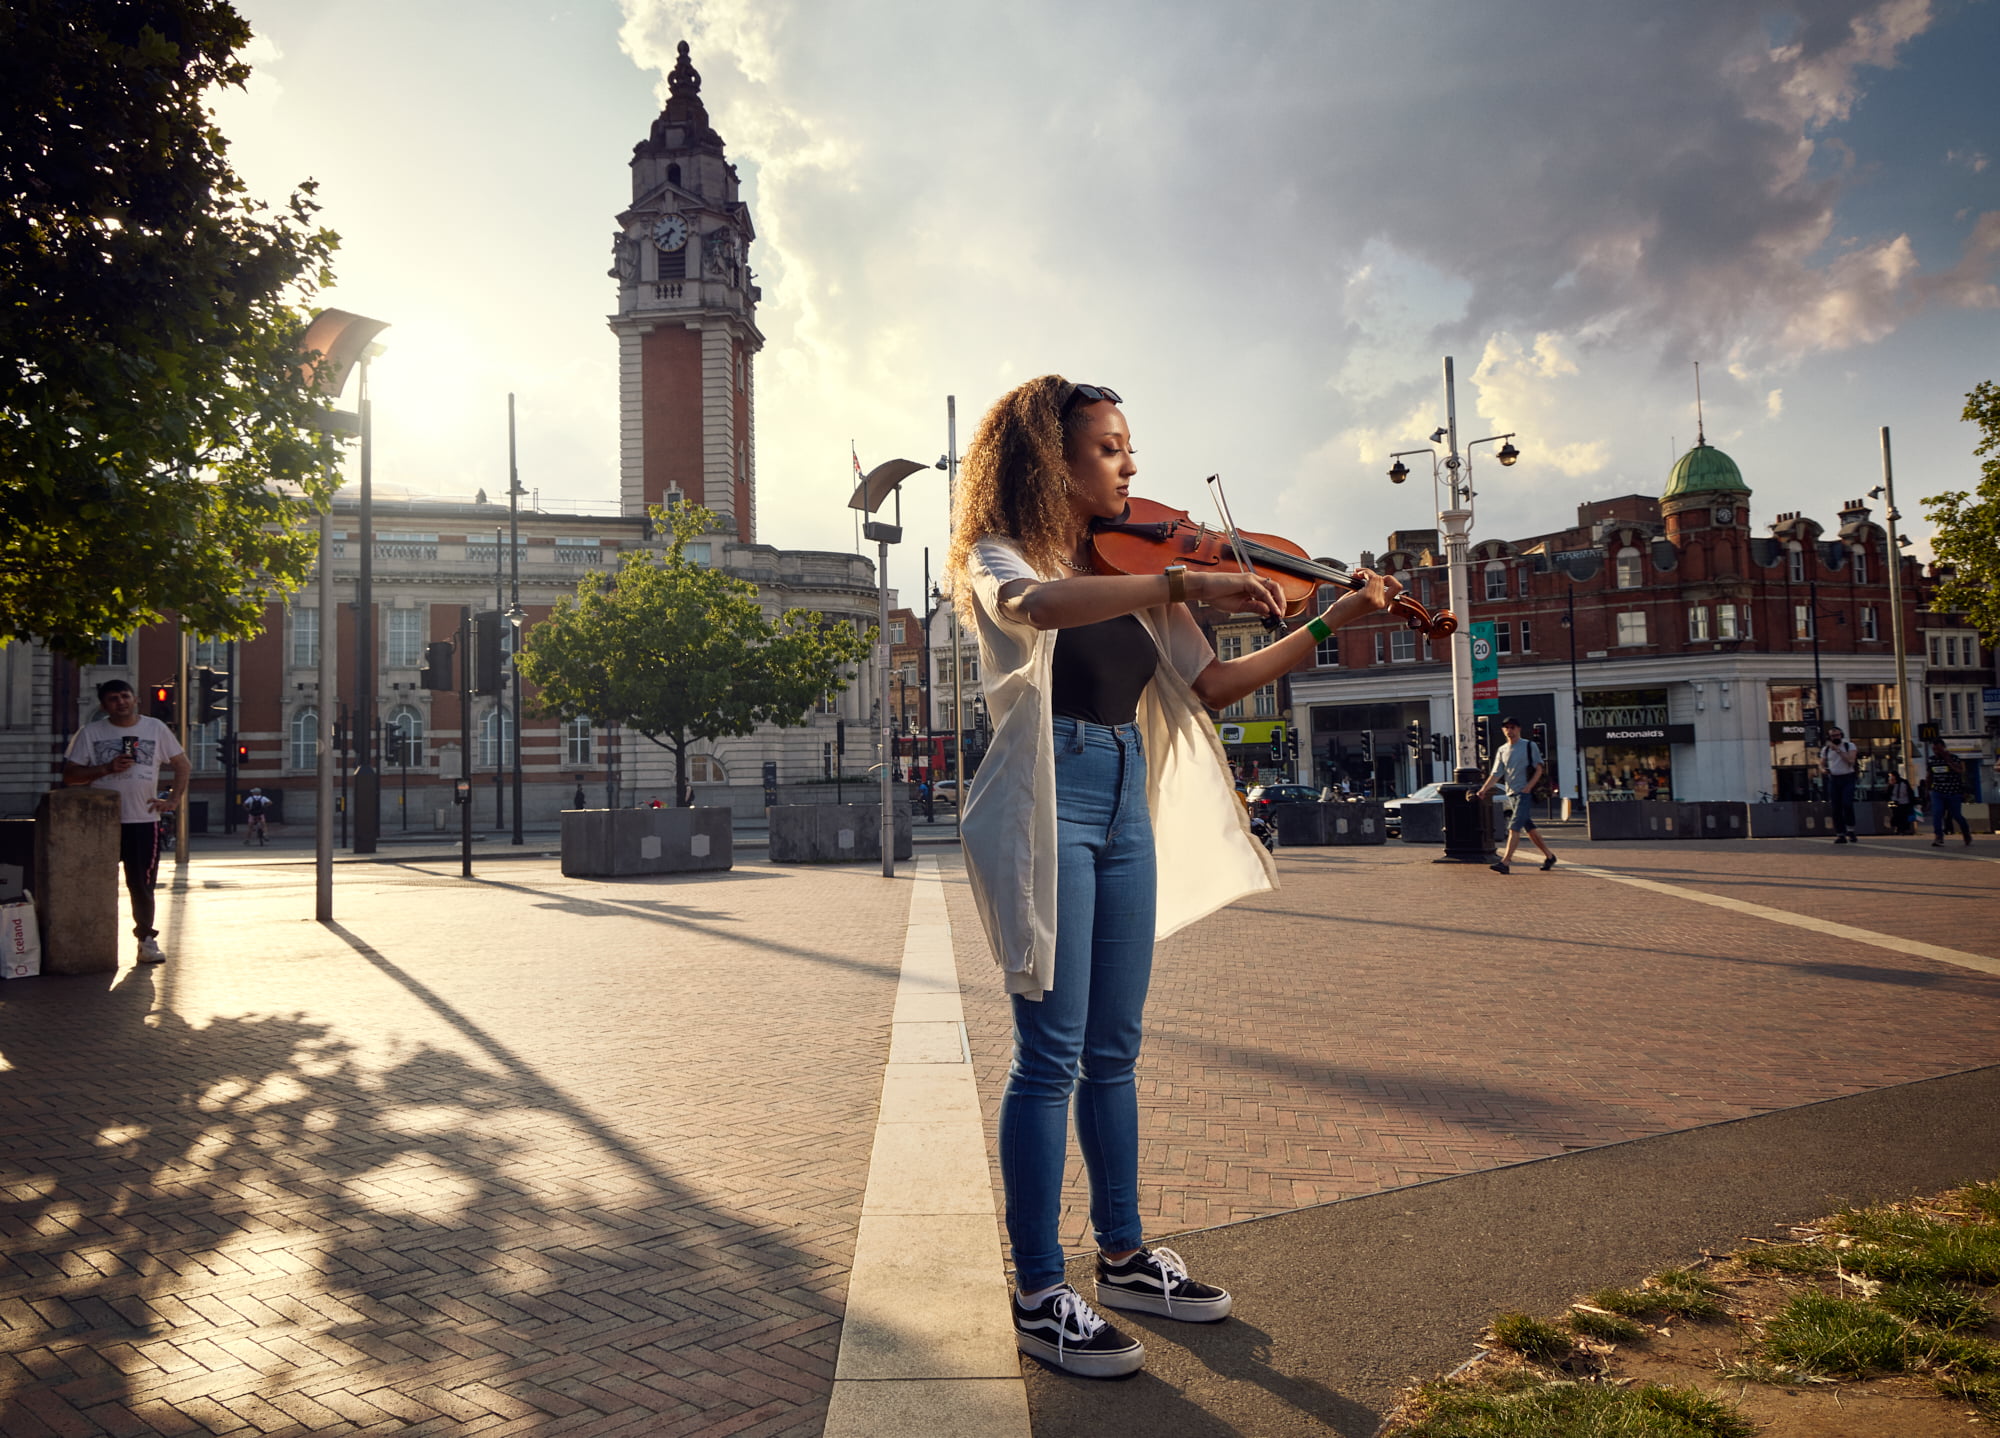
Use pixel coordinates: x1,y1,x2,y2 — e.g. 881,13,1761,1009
1924,738,1974,847
60,679,189,965
948,375,1399,1378
1818,726,1860,842
1476,716,1557,874
648,796,663,809
1886,768,1917,836
573,775,587,810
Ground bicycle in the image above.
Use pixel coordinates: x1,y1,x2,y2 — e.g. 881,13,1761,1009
243,805,270,846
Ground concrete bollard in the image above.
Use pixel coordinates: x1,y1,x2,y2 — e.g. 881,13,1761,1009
559,807,732,877
766,804,913,863
33,788,121,975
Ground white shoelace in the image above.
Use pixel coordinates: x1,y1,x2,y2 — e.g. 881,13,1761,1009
1141,1246,1191,1315
1049,1288,1106,1358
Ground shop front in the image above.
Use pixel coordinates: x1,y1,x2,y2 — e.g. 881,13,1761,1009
1578,688,1691,801
1307,701,1431,797
1216,719,1296,786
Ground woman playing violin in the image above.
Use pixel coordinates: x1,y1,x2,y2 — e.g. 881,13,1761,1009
946,374,1401,1377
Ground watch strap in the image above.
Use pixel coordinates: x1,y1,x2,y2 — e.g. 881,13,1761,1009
1164,565,1187,604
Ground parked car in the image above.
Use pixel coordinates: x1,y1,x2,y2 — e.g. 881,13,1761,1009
1244,783,1321,818
929,779,960,808
1382,782,1509,836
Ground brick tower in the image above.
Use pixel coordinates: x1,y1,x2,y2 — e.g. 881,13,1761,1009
608,41,761,540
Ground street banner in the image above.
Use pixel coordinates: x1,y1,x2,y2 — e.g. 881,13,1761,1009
1471,622,1499,716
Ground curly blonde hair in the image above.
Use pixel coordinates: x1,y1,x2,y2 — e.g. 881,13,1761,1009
945,375,1094,618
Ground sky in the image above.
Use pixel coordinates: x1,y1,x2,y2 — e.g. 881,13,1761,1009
212,0,2000,581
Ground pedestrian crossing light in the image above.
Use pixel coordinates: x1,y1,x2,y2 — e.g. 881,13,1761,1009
197,666,230,724
419,640,455,692
149,682,176,725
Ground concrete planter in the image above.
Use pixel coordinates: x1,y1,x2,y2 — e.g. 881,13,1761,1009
1398,804,1445,844
1748,802,1800,838
1794,801,1837,837
1587,800,1685,840
766,804,913,864
559,806,732,878
1326,803,1387,846
1268,802,1328,846
1696,801,1748,838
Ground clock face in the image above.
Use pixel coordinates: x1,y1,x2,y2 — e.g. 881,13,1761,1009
1714,505,1734,525
652,215,689,252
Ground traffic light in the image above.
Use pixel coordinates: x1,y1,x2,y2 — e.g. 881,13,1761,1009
1269,728,1284,762
149,681,176,725
419,640,455,691
1361,728,1374,764
473,611,504,696
1406,719,1423,756
1287,727,1300,760
196,666,230,724
236,742,250,765
836,717,847,755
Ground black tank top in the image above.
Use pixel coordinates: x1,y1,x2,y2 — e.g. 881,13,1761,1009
1050,614,1158,725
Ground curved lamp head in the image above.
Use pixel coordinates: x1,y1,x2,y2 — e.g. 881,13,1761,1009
299,308,391,400
1496,440,1521,467
1388,459,1411,485
848,458,930,515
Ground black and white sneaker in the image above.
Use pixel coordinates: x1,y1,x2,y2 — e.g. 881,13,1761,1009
1095,1246,1233,1322
1012,1284,1144,1377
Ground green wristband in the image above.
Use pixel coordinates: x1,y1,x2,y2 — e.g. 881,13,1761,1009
1305,614,1332,642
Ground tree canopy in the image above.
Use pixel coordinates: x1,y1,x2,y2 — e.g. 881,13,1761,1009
1925,381,2000,647
1,0,343,659
515,504,876,802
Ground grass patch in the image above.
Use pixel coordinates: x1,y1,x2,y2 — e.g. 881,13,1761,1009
1760,1292,2000,1378
1734,1242,1839,1274
1875,1276,1992,1333
1824,1207,2000,1284
1490,1311,1570,1364
1937,1370,2000,1418
1713,1355,1835,1386
1961,1181,2000,1223
1588,1271,1724,1321
1395,1373,1754,1438
1569,1307,1646,1342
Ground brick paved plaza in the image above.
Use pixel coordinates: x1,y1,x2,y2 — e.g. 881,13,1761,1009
2,833,1997,1435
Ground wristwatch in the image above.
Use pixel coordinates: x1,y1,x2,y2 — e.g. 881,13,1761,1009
1164,565,1187,604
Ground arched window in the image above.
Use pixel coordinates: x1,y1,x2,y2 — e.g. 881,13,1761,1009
479,707,514,769
689,754,727,783
387,705,425,767
667,162,681,186
290,708,318,771
1483,561,1508,601
564,716,593,766
1615,546,1642,589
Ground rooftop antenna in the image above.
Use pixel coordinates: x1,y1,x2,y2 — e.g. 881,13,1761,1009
1693,361,1706,446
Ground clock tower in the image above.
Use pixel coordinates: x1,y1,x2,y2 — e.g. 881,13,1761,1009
609,41,762,540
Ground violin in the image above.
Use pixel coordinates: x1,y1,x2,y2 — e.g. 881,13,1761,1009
1087,494,1458,640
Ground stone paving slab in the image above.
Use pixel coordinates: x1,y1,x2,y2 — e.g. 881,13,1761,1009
945,835,2000,1256
0,854,911,1437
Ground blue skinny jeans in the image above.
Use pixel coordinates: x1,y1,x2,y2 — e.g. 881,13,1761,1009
999,718,1156,1293
1931,791,1969,840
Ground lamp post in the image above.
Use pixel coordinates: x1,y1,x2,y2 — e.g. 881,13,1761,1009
1387,357,1519,859
1870,428,1917,779
298,308,390,918
508,393,526,843
848,455,933,877
1561,584,1586,812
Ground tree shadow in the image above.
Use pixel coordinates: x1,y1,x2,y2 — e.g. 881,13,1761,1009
0,954,847,1434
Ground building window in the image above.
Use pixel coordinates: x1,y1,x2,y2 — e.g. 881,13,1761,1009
1484,564,1508,601
95,635,129,666
290,608,319,669
689,753,727,782
1949,691,1965,733
1615,547,1642,589
1373,632,1385,664
1716,604,1740,641
889,621,905,645
1853,549,1868,584
1390,630,1417,662
1219,635,1243,662
191,719,222,773
1315,635,1340,667
479,707,514,768
1861,607,1878,641
192,638,225,669
290,707,318,771
1495,622,1512,655
1794,604,1812,640
1788,546,1805,583
386,706,425,767
1615,612,1648,646
386,609,424,669
1689,606,1710,642
1519,621,1531,653
1519,567,1531,599
564,716,593,766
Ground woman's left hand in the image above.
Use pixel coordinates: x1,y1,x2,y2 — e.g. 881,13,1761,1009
1347,567,1404,613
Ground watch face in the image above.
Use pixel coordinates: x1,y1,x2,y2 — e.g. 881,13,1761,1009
652,215,689,251
1714,505,1734,525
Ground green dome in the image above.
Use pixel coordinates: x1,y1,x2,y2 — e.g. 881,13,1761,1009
1663,441,1749,501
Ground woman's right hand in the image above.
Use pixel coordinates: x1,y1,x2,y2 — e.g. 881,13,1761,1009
1194,570,1286,617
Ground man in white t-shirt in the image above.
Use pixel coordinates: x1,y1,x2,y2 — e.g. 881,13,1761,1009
61,679,189,964
1818,725,1860,844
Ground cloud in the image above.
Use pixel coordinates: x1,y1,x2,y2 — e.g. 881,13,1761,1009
1946,147,1990,173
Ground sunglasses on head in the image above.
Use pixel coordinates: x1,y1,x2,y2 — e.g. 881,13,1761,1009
1057,381,1123,414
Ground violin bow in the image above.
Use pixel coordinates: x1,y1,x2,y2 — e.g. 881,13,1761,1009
1206,474,1281,630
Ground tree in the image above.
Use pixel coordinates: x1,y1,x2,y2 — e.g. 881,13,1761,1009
1926,381,2000,647
1,0,343,658
516,504,876,804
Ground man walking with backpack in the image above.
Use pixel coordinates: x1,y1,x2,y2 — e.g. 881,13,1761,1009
1476,716,1557,875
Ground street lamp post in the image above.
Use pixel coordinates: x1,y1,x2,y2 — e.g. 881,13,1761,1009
849,456,933,877
508,393,526,844
1562,584,1585,814
1871,428,1917,778
1387,357,1519,859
